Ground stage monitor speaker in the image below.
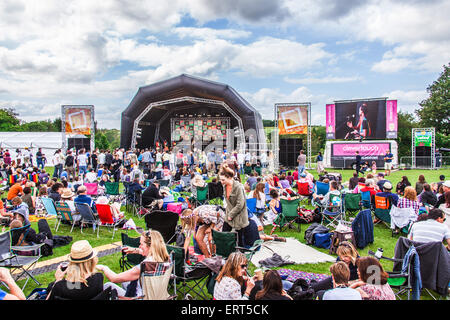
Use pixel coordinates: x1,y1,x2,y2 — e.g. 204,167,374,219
415,146,431,167
68,138,91,152
279,138,303,168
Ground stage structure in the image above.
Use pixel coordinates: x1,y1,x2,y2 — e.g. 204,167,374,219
325,97,398,169
120,74,266,155
412,128,435,169
273,103,311,170
61,105,95,152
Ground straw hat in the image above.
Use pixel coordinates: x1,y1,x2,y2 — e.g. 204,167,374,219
61,188,75,199
68,240,97,263
383,182,393,190
96,196,109,204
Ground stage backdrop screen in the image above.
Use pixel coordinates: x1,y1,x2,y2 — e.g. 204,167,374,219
277,105,308,135
63,106,93,135
334,100,386,140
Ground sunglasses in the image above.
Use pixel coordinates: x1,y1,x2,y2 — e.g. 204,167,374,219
240,264,248,269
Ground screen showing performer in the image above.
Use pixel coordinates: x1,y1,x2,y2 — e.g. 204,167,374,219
334,100,386,140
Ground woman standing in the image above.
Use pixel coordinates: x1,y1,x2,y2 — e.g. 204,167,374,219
219,164,248,247
316,152,324,174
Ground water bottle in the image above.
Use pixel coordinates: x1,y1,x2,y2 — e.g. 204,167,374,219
375,248,383,259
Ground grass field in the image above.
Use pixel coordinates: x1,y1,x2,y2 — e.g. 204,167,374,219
10,166,450,299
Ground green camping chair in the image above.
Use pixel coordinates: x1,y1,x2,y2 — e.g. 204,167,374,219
119,233,145,272
272,198,301,233
211,229,261,262
343,193,361,218
105,181,120,201
166,244,212,300
244,165,252,175
192,185,209,207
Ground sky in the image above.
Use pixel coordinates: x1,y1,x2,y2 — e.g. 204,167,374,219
0,0,448,129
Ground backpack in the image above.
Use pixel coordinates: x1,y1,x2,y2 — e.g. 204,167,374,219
314,232,332,249
287,278,315,300
304,223,329,245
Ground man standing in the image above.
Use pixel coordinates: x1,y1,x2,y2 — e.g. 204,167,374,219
383,150,394,176
36,148,44,170
297,150,307,176
104,150,113,169
64,150,75,178
98,150,106,169
355,151,362,176
77,149,88,176
111,153,122,182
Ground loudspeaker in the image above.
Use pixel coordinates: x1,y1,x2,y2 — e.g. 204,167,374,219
279,138,303,167
68,138,91,152
415,146,431,167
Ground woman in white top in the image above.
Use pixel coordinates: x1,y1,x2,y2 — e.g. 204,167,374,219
96,230,170,297
213,251,256,300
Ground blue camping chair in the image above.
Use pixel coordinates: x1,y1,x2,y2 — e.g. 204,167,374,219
361,191,372,209
315,181,329,196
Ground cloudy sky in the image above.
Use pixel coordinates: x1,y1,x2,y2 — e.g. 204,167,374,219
0,0,448,129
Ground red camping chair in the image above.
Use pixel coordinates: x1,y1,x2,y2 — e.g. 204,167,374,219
95,203,125,239
296,181,312,205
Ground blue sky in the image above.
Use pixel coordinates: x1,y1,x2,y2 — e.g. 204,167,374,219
0,0,448,129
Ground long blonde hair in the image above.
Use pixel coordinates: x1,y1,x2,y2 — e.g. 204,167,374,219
180,209,196,236
142,230,170,262
336,241,359,265
65,257,99,286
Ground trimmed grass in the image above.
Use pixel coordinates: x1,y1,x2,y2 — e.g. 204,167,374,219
10,167,450,299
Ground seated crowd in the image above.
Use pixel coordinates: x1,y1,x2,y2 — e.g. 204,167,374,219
0,145,449,301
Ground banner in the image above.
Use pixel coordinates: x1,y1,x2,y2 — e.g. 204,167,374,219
332,143,391,157
326,104,335,139
277,105,308,135
64,107,92,135
386,100,398,138
414,130,432,147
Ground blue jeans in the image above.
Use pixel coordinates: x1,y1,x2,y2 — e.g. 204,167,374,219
79,166,87,175
37,159,44,170
298,165,305,175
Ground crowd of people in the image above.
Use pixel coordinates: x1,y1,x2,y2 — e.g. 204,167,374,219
0,145,449,301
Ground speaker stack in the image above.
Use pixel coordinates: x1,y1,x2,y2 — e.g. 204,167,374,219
279,138,303,168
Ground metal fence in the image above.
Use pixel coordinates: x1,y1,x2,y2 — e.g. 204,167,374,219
399,156,450,169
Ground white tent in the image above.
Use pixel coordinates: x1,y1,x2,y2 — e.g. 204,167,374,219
0,132,64,165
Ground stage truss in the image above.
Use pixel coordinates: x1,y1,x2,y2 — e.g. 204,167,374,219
273,102,311,171
412,127,435,169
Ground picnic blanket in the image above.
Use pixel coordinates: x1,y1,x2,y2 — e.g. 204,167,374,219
29,215,56,223
251,237,335,268
277,269,329,283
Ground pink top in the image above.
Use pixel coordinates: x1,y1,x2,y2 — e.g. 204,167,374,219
360,283,395,300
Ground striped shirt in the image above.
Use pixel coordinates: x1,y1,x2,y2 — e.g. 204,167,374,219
409,220,450,243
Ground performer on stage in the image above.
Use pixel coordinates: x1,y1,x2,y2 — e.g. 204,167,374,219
346,103,372,140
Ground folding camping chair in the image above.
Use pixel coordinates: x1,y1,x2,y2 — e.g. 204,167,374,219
373,195,392,229
320,193,345,229
192,185,209,208
368,249,414,300
144,210,179,244
40,197,58,228
343,193,361,218
0,230,44,291
211,229,261,262
84,183,99,198
207,181,223,205
104,181,121,201
271,198,301,233
166,244,212,300
361,191,372,209
139,258,176,300
95,203,126,239
74,202,100,237
119,233,145,272
296,181,313,206
315,181,329,196
389,206,416,236
54,201,77,233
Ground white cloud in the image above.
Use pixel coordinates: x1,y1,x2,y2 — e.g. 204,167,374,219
284,75,361,85
382,89,428,113
174,27,252,40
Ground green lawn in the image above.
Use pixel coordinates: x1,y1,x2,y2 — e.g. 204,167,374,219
11,166,450,299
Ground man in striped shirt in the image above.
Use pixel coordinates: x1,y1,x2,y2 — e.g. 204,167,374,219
408,208,450,251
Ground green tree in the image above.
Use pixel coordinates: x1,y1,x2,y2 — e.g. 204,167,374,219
416,63,450,135
95,132,110,150
0,108,21,131
396,111,419,159
311,125,326,155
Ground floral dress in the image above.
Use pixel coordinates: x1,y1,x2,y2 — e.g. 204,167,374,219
359,283,395,300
